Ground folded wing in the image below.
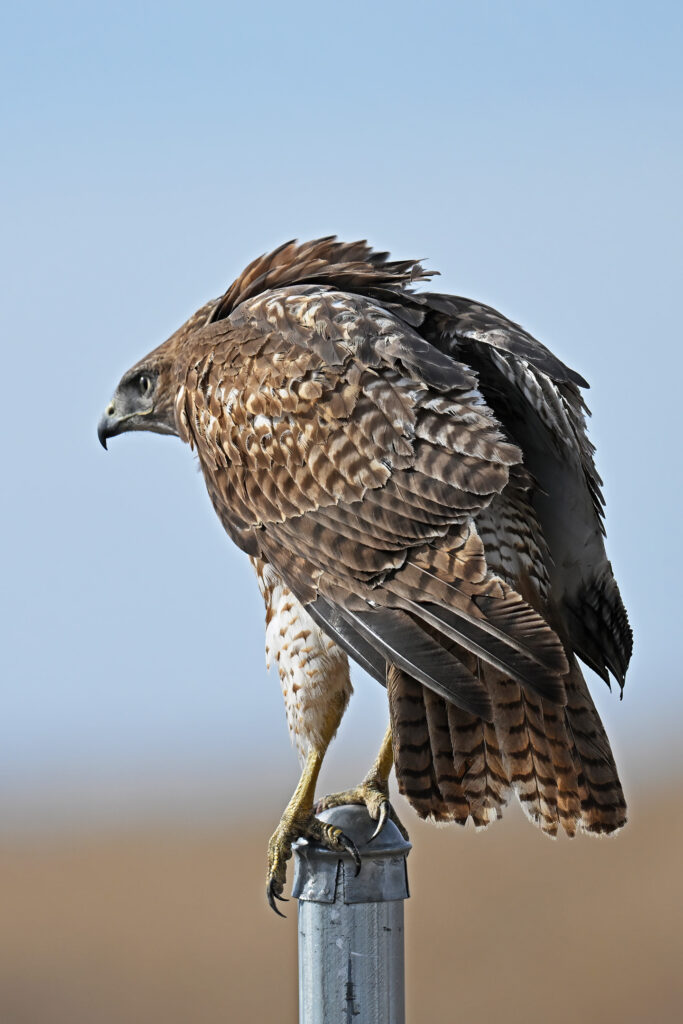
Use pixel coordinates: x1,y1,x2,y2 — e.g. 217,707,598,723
176,285,569,722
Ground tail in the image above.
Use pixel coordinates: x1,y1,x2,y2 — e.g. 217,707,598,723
388,658,626,837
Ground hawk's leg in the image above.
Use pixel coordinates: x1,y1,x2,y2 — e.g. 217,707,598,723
267,744,361,915
252,556,360,912
316,725,409,841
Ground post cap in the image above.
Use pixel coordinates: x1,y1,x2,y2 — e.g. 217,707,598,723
292,804,411,905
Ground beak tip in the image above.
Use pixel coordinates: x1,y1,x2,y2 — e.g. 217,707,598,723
97,419,110,450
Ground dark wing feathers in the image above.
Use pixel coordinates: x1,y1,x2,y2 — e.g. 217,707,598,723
397,598,567,704
401,292,632,690
566,566,632,688
420,292,589,388
305,595,387,687
337,606,494,720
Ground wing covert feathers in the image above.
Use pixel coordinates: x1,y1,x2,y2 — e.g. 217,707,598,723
163,236,630,841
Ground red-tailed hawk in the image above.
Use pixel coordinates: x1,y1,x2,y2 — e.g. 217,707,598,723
98,238,631,912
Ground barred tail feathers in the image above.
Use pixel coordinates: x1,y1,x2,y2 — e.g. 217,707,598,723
388,658,625,836
564,660,627,834
387,665,451,821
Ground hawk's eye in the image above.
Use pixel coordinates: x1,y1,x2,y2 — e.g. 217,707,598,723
138,374,152,396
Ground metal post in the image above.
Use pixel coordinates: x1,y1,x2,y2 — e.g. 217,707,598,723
293,804,411,1024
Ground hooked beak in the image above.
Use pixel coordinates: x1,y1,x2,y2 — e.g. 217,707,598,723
98,402,122,450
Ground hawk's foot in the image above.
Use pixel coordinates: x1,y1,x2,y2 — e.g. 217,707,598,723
266,809,361,915
316,779,409,842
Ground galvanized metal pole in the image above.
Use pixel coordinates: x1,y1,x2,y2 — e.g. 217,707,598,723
293,804,411,1024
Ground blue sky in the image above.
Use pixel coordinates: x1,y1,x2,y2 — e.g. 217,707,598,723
2,1,682,827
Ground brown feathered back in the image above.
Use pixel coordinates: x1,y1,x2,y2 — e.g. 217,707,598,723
207,237,433,326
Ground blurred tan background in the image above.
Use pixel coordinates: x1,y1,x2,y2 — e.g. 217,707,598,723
2,782,681,1024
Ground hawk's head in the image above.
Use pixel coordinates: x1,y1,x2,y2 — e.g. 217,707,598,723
98,299,215,449
97,356,178,449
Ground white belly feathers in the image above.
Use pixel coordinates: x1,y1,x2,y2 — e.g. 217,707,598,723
251,558,353,763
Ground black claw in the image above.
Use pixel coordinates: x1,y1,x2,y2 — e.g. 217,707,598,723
267,882,287,918
369,801,389,841
340,833,362,876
